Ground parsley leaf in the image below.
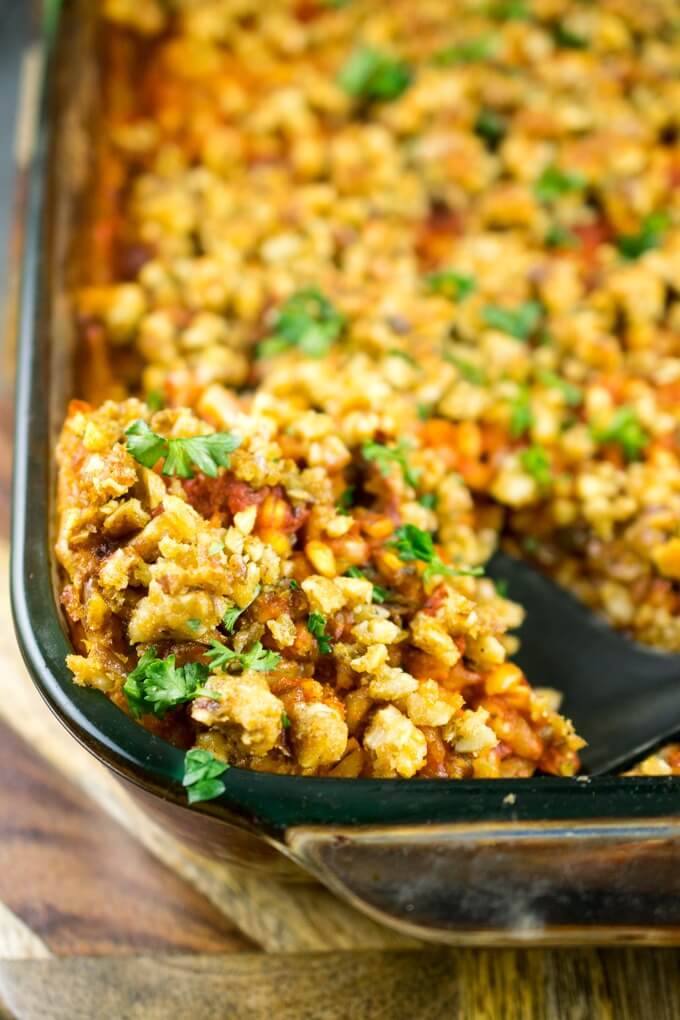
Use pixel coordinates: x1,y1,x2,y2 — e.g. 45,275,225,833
494,578,509,598
390,524,484,582
617,213,669,260
538,370,582,407
509,387,534,438
488,0,530,20
146,389,165,412
183,749,229,805
419,492,438,510
362,439,420,489
534,165,585,203
345,565,391,603
337,486,355,514
124,421,168,470
520,445,553,490
281,711,291,729
123,649,212,719
338,46,413,102
206,640,281,673
426,269,477,302
444,353,486,385
308,612,333,654
124,421,241,478
592,407,649,462
553,23,587,49
545,223,578,249
482,301,542,341
122,647,158,719
258,288,345,359
475,108,506,149
433,36,495,65
222,606,245,634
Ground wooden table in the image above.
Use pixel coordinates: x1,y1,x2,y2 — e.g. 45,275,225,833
1,26,679,1020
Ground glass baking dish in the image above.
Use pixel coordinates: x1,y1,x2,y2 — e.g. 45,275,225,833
11,0,680,945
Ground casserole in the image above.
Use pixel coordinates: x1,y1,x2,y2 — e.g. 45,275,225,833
11,0,680,944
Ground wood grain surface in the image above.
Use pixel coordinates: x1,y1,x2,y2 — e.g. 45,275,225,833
0,722,254,957
2,948,680,1020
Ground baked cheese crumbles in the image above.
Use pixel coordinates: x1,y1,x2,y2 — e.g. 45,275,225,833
54,0,680,785
56,397,583,782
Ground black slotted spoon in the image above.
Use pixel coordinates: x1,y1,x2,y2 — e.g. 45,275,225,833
488,551,680,775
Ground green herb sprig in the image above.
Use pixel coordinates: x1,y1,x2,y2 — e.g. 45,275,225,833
308,612,333,654
338,46,413,102
617,213,669,260
509,386,534,438
592,407,649,462
362,439,420,489
206,640,281,673
538,370,582,407
123,649,214,719
257,288,345,359
124,421,241,479
390,524,484,582
520,445,553,490
534,165,585,203
183,749,230,805
433,37,495,65
482,302,542,341
426,270,477,302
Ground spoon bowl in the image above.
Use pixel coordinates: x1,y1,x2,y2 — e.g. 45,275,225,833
488,551,680,775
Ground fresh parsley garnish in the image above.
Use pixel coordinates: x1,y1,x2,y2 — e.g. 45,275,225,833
146,389,165,412
617,213,669,260
308,612,333,654
475,108,506,149
345,565,391,603
390,524,484,582
419,492,438,510
362,439,420,489
123,649,213,719
186,618,202,632
444,353,486,385
388,348,418,366
592,407,649,462
289,579,300,591
338,46,413,102
509,386,534,438
222,587,260,634
534,165,585,203
545,223,578,248
206,640,281,673
482,302,542,341
124,421,241,479
488,0,530,20
337,486,355,514
281,711,291,729
553,23,587,49
183,749,229,805
520,445,553,490
257,288,345,358
222,606,245,634
426,270,477,302
494,578,509,598
538,370,582,407
433,37,495,65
